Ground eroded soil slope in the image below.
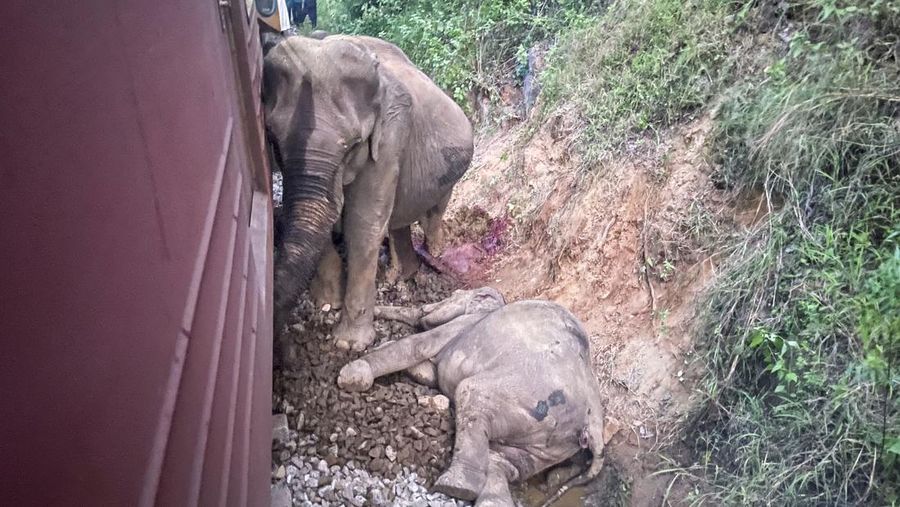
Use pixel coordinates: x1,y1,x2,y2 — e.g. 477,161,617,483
441,110,740,503
272,106,743,506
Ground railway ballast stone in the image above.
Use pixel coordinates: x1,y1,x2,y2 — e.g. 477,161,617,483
273,273,471,506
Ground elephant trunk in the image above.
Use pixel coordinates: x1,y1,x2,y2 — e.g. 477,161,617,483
373,305,424,327
274,156,342,335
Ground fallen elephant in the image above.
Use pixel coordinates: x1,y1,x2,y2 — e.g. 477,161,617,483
337,288,606,506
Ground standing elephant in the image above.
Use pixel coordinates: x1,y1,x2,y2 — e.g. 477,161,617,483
338,288,606,506
263,34,474,352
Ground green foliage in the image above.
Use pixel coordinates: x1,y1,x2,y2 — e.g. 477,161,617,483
540,0,732,162
692,0,900,503
318,0,596,108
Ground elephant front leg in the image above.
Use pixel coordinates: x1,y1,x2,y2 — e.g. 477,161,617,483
334,227,382,351
337,314,480,391
309,238,343,310
335,167,398,351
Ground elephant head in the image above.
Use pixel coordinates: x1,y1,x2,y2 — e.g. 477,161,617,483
263,35,387,333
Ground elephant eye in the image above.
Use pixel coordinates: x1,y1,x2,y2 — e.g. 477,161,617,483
341,137,362,149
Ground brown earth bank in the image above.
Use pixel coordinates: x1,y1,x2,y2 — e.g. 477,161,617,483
273,105,745,505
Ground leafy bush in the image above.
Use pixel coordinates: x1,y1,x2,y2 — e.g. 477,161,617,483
691,1,900,503
540,0,732,162
318,0,596,107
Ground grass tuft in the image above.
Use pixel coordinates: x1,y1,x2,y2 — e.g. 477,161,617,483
539,0,733,165
688,1,900,504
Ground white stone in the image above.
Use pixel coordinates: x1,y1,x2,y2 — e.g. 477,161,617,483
272,414,290,446
270,483,291,507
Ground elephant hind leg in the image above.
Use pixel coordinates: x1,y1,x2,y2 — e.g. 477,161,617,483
475,453,518,507
421,191,452,257
386,225,420,283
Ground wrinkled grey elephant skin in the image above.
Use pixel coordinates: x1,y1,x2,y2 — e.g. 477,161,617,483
338,288,606,507
263,33,474,356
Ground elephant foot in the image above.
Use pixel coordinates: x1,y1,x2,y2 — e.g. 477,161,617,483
405,260,423,280
310,280,342,311
433,461,485,502
405,360,438,387
475,454,517,507
337,359,374,391
309,239,343,310
309,277,342,312
334,319,376,352
425,235,445,258
384,265,403,285
475,493,516,507
385,260,421,285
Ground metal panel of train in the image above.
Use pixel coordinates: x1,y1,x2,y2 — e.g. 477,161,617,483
0,1,275,505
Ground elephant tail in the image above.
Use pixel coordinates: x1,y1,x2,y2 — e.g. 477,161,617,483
539,408,605,507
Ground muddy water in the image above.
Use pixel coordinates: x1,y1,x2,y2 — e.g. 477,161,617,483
518,484,588,507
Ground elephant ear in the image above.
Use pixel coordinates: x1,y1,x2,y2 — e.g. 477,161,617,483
369,71,412,163
420,287,503,328
465,287,506,315
420,291,468,329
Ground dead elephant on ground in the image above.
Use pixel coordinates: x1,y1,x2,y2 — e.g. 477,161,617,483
337,288,606,506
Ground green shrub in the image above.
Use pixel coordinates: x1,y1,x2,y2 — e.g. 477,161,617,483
318,0,596,108
693,1,900,503
540,0,732,163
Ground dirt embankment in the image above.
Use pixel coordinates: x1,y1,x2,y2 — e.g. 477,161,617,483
439,107,745,503
273,101,750,506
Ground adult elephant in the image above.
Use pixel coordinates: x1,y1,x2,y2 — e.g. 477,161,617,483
263,34,473,353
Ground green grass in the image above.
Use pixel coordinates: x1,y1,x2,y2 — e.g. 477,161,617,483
687,1,900,503
318,0,597,108
539,0,733,164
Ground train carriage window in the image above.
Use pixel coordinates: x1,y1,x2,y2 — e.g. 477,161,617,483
256,0,276,17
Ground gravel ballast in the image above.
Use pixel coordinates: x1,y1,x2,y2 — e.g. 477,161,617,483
272,273,468,506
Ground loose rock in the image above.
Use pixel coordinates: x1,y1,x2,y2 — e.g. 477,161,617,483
270,482,291,507
272,414,290,447
273,270,467,505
